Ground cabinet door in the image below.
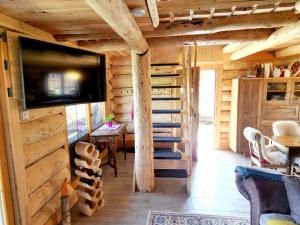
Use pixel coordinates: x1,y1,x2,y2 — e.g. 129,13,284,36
237,79,260,155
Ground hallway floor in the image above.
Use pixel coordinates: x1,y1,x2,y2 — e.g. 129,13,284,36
71,123,250,225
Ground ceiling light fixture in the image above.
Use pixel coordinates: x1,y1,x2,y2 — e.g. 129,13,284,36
132,7,146,17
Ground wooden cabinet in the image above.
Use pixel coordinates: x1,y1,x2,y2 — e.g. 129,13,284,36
229,78,261,154
230,77,300,154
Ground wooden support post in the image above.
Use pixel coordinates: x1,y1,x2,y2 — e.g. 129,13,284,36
191,45,199,162
183,47,192,175
132,50,155,192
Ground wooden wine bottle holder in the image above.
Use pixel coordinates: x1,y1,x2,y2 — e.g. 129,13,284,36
74,141,104,216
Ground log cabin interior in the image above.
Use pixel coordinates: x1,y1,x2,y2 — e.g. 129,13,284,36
3,1,300,225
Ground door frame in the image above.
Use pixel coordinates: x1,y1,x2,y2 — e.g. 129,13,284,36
192,64,223,150
0,102,14,225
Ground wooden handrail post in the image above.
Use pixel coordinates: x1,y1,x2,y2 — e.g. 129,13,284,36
132,50,155,192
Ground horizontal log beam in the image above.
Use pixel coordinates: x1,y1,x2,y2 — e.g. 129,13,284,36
85,0,148,54
55,12,299,41
222,43,249,53
80,29,273,52
145,12,300,38
275,43,300,58
231,19,300,60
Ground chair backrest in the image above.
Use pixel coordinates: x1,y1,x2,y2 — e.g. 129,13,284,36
243,127,265,161
272,121,300,137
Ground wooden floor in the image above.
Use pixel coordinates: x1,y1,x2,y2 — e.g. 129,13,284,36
71,124,251,225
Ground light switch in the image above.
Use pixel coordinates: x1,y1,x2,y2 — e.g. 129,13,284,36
20,111,29,120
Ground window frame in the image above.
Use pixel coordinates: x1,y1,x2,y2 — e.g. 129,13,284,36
66,102,105,144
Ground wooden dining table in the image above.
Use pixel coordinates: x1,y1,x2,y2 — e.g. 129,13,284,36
265,135,300,174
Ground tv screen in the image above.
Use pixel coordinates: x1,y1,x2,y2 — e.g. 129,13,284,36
19,37,106,109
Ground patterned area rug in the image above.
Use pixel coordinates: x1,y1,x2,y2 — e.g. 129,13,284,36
146,211,250,225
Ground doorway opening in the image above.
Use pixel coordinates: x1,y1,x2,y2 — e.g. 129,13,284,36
197,69,216,154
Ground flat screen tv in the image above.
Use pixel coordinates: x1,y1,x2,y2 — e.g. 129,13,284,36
19,37,106,109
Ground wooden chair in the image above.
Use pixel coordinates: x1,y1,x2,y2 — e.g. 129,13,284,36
243,127,288,170
292,157,300,176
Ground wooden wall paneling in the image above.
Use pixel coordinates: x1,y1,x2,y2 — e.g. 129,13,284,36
42,192,78,225
23,131,66,167
31,191,77,225
29,168,70,217
26,148,69,194
21,113,66,145
0,33,31,225
20,107,65,124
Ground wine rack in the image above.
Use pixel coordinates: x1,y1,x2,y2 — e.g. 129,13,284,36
74,141,104,216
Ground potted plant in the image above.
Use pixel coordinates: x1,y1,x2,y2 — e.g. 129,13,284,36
105,113,114,127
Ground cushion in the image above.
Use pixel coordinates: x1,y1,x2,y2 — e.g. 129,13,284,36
283,176,300,224
235,166,284,182
272,121,300,137
260,213,296,225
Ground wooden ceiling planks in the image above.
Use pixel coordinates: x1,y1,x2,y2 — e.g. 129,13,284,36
0,0,153,37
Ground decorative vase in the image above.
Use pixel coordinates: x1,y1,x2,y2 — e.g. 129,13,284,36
107,121,113,127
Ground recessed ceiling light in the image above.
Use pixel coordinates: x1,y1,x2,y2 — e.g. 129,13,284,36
132,7,145,17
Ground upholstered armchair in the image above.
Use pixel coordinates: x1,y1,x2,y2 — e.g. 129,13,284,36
235,166,291,225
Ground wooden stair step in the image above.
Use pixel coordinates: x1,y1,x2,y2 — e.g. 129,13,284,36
152,97,181,101
153,123,181,128
152,85,181,89
152,109,181,114
151,63,179,66
154,169,188,178
154,148,182,160
153,136,182,143
151,73,180,77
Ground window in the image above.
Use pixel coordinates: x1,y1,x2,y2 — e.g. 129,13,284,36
91,102,104,130
66,104,88,143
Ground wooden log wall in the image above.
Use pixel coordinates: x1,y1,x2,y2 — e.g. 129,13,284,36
110,48,182,148
2,30,79,225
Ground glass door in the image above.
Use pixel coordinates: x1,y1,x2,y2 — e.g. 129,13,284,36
265,79,289,104
291,79,300,103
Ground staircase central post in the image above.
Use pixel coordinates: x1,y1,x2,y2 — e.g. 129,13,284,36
132,50,155,192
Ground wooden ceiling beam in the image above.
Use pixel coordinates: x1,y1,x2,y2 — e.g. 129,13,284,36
85,0,148,54
275,43,300,58
231,19,300,60
222,43,249,53
80,29,273,52
145,0,159,28
55,12,300,41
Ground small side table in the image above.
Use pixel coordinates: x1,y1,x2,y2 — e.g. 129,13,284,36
90,123,127,177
